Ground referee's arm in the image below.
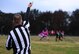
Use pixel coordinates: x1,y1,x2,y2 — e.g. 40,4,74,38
6,35,12,50
23,3,32,28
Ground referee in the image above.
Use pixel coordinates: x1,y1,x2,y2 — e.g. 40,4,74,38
6,3,32,54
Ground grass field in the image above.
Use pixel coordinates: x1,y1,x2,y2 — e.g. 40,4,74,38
0,35,79,54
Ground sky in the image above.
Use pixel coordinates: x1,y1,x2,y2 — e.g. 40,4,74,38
0,0,79,13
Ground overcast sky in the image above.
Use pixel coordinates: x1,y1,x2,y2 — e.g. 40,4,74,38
0,0,79,13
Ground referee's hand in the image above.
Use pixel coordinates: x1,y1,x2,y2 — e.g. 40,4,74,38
28,2,32,8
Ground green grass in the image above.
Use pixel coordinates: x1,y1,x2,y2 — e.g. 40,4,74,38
0,35,79,54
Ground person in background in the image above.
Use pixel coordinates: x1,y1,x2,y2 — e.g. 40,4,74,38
38,28,49,40
60,30,64,40
55,30,63,41
50,30,55,36
6,2,32,54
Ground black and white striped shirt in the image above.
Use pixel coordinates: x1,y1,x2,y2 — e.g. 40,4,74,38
6,7,31,54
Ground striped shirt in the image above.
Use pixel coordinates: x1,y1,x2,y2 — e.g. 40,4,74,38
6,7,31,54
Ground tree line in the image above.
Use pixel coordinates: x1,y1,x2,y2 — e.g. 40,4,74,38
0,9,79,35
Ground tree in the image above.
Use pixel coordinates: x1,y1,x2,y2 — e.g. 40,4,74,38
52,10,67,31
69,9,79,35
38,11,53,30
